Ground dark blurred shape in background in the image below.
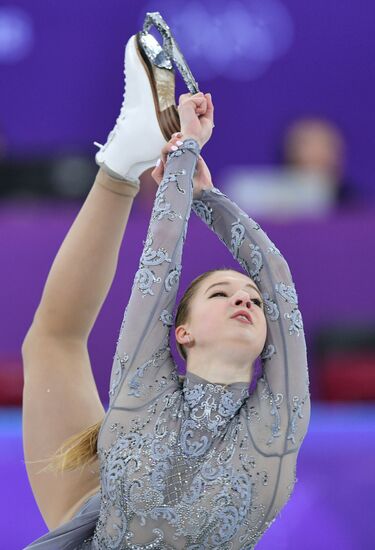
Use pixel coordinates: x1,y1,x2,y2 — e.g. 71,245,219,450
0,154,98,200
0,356,22,405
314,324,375,401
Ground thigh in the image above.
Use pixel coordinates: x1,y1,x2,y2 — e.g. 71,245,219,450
22,333,105,530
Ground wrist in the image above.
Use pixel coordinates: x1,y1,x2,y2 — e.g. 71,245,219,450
193,184,213,200
180,134,203,149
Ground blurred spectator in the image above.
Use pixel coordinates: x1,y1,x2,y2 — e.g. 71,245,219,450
222,116,360,219
282,117,358,206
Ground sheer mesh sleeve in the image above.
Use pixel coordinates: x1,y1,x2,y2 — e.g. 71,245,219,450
192,187,311,455
106,139,200,412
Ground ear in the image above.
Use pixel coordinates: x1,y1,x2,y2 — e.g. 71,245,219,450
175,325,191,346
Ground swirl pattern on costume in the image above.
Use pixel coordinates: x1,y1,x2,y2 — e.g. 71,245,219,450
26,137,310,550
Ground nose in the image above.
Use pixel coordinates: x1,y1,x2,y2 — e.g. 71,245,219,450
231,290,252,309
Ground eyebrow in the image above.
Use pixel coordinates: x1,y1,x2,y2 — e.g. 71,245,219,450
205,281,263,300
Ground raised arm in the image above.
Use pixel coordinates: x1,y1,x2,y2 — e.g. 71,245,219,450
107,92,214,413
107,138,200,411
192,185,311,455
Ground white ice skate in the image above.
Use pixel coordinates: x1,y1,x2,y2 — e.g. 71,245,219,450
95,11,200,183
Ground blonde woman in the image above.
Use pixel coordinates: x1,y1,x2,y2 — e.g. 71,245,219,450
22,16,311,550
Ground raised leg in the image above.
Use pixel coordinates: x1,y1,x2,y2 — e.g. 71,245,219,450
21,169,141,530
21,24,173,530
25,168,140,342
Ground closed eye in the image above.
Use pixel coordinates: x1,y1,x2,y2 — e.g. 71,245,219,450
209,292,227,297
210,292,263,308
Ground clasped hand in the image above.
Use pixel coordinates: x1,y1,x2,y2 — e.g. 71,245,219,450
151,92,214,199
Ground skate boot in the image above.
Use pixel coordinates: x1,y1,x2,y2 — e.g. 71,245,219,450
95,11,200,184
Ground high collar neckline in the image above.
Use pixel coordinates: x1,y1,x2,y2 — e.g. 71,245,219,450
184,371,250,391
180,372,249,437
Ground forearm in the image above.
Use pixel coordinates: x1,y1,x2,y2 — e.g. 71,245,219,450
192,186,310,450
30,169,139,341
106,138,200,409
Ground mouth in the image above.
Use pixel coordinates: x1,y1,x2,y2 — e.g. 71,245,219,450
230,311,252,324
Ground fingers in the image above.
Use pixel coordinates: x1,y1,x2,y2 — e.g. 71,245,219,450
204,93,214,120
178,91,211,106
178,92,214,126
151,133,184,185
178,92,207,114
161,132,183,162
178,92,204,103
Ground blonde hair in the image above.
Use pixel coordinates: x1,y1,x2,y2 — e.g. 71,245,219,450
38,267,240,473
26,419,103,474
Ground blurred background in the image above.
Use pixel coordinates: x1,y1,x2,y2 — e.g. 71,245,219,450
1,0,375,548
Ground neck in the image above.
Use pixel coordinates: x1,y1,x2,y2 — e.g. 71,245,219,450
186,347,255,385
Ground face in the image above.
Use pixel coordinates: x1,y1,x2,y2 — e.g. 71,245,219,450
287,121,344,178
176,270,267,360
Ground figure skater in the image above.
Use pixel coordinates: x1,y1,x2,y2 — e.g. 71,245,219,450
22,13,311,549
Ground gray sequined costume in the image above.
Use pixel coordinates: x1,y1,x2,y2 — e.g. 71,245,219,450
25,138,311,549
